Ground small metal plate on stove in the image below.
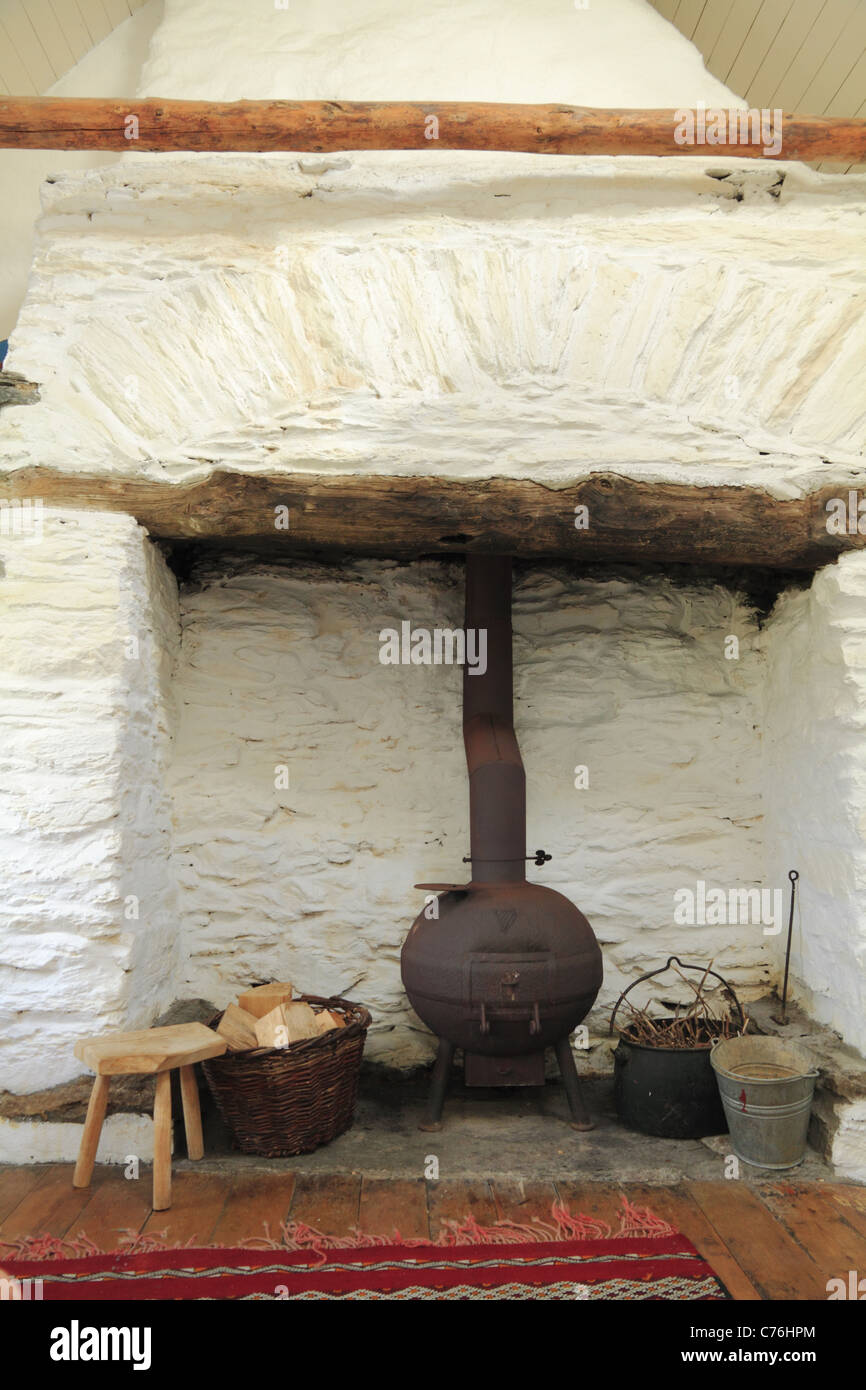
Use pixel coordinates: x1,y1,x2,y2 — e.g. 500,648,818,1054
413,882,478,892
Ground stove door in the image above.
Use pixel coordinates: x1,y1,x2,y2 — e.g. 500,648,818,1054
464,950,554,1022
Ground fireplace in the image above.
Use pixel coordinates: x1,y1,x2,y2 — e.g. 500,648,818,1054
0,0,865,1180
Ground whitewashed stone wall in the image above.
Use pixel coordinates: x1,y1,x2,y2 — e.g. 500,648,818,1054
0,511,180,1098
170,557,768,1068
5,0,864,498
764,552,866,1056
5,156,864,494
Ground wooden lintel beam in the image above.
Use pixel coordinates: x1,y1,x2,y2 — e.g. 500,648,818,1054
0,98,864,162
0,469,862,570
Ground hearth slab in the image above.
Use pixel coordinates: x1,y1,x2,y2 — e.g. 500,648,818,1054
187,1076,835,1184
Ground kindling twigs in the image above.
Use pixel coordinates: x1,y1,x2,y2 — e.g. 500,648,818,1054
619,960,748,1050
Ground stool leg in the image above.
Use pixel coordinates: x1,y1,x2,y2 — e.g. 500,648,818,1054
153,1070,172,1211
73,1075,110,1188
179,1064,204,1160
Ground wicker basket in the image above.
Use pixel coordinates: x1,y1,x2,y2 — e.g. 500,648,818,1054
201,994,370,1157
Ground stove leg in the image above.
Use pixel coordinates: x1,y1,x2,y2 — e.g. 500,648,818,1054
419,1038,454,1132
555,1036,594,1132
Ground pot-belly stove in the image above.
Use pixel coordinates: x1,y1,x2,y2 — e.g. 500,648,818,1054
401,555,603,1130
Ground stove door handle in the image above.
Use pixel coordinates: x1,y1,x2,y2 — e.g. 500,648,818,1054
478,1000,541,1035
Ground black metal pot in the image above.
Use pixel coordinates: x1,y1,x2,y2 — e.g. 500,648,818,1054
613,1021,728,1139
610,957,744,1141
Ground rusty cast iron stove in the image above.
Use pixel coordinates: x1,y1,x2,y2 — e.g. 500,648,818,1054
401,555,603,1130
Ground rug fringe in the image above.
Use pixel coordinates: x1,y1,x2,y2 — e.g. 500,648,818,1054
0,1198,675,1262
0,1231,102,1261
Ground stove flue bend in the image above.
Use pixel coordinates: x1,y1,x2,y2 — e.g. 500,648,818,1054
401,555,603,1130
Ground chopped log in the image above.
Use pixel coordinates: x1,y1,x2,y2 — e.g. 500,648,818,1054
0,98,863,162
216,1003,259,1052
254,1001,319,1049
237,982,294,1019
3,465,864,569
312,1009,344,1035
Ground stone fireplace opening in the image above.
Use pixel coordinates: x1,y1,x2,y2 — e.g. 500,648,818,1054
3,519,866,1177
168,550,772,1071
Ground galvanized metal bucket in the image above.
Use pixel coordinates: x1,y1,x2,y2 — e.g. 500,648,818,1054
710,1036,819,1170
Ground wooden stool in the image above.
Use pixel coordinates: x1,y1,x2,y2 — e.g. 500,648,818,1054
72,1023,227,1211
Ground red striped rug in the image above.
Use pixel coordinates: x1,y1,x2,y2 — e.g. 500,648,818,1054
0,1200,729,1301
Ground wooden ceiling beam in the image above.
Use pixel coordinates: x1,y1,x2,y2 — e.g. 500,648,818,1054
1,467,862,569
0,98,864,161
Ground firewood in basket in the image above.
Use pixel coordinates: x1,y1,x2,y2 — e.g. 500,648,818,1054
312,1009,344,1034
237,982,294,1019
216,1003,259,1052
254,1000,319,1048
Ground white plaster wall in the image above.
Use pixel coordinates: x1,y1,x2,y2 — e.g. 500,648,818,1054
0,1,163,340
763,553,866,1055
169,558,768,1068
0,511,181,1101
138,0,737,105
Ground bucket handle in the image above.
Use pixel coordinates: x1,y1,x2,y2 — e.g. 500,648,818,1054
609,955,746,1037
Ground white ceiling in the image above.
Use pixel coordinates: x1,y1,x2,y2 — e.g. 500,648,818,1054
0,0,148,95
651,0,866,171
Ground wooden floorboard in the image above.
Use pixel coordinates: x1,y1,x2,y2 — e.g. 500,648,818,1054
760,1182,866,1284
490,1179,558,1228
288,1173,361,1235
426,1179,497,1238
0,1164,108,1244
822,1183,866,1242
141,1173,229,1247
359,1177,429,1240
0,1166,51,1225
67,1171,153,1251
209,1172,296,1247
553,1181,628,1232
687,1180,828,1300
624,1182,762,1301
0,1164,860,1299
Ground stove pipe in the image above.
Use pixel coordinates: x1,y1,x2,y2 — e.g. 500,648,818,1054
464,555,526,883
401,555,603,1131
